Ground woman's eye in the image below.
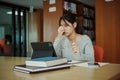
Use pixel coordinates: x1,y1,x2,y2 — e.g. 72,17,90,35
65,24,69,27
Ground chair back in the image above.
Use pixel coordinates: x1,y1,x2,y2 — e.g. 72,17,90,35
93,45,104,62
0,38,6,47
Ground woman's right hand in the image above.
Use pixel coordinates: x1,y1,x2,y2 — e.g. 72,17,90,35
57,26,65,39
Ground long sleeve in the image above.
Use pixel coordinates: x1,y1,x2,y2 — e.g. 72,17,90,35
53,35,94,63
73,39,94,63
84,41,94,62
53,36,64,57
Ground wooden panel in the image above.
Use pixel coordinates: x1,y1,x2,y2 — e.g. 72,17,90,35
115,0,120,63
96,0,120,63
34,9,43,42
43,0,63,42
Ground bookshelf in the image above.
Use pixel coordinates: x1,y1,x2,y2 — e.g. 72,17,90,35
43,0,95,43
63,0,95,43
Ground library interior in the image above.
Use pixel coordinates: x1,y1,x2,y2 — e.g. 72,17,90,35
0,0,120,80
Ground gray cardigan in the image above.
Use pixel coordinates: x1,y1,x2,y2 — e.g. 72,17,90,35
53,35,94,63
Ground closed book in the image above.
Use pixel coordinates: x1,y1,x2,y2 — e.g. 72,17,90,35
25,57,68,67
14,64,70,74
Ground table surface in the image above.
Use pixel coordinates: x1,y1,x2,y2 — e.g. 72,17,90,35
0,56,120,80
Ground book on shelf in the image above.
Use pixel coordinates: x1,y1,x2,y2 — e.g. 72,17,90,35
13,63,70,74
25,56,68,67
64,1,77,14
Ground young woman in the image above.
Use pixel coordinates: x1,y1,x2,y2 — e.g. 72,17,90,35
53,13,94,62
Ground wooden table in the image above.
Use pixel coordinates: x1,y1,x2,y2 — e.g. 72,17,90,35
0,56,120,80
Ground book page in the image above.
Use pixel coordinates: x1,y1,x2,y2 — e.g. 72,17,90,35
69,61,109,68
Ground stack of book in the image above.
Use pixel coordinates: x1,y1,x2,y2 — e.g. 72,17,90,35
13,57,70,73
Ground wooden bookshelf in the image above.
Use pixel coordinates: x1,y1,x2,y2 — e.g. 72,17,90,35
43,0,95,43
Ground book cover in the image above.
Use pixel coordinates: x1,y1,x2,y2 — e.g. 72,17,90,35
25,57,68,67
14,63,70,74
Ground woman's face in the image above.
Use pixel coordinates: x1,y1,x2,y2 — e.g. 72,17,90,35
60,19,76,37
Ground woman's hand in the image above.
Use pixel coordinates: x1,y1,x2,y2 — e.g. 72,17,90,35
72,42,80,54
56,26,65,39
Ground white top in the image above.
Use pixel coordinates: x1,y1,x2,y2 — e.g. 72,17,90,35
53,35,94,63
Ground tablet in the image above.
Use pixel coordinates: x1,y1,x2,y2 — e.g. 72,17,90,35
31,42,56,59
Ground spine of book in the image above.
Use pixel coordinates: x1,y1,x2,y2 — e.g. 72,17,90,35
14,68,30,74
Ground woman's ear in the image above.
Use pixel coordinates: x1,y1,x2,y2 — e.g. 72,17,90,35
73,22,77,28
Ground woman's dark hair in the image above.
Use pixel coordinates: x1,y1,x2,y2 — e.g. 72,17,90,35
59,13,84,34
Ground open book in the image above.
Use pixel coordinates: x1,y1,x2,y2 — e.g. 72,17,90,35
68,60,109,68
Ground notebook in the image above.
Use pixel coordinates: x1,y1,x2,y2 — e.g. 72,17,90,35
14,63,70,74
31,42,57,59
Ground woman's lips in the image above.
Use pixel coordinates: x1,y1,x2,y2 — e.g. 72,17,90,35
63,32,65,35
63,32,68,35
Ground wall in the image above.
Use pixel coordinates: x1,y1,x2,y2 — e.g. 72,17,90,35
27,9,43,56
96,0,120,63
43,0,63,42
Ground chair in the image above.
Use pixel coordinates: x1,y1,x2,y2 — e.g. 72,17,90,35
93,45,104,62
0,38,6,47
0,38,6,54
